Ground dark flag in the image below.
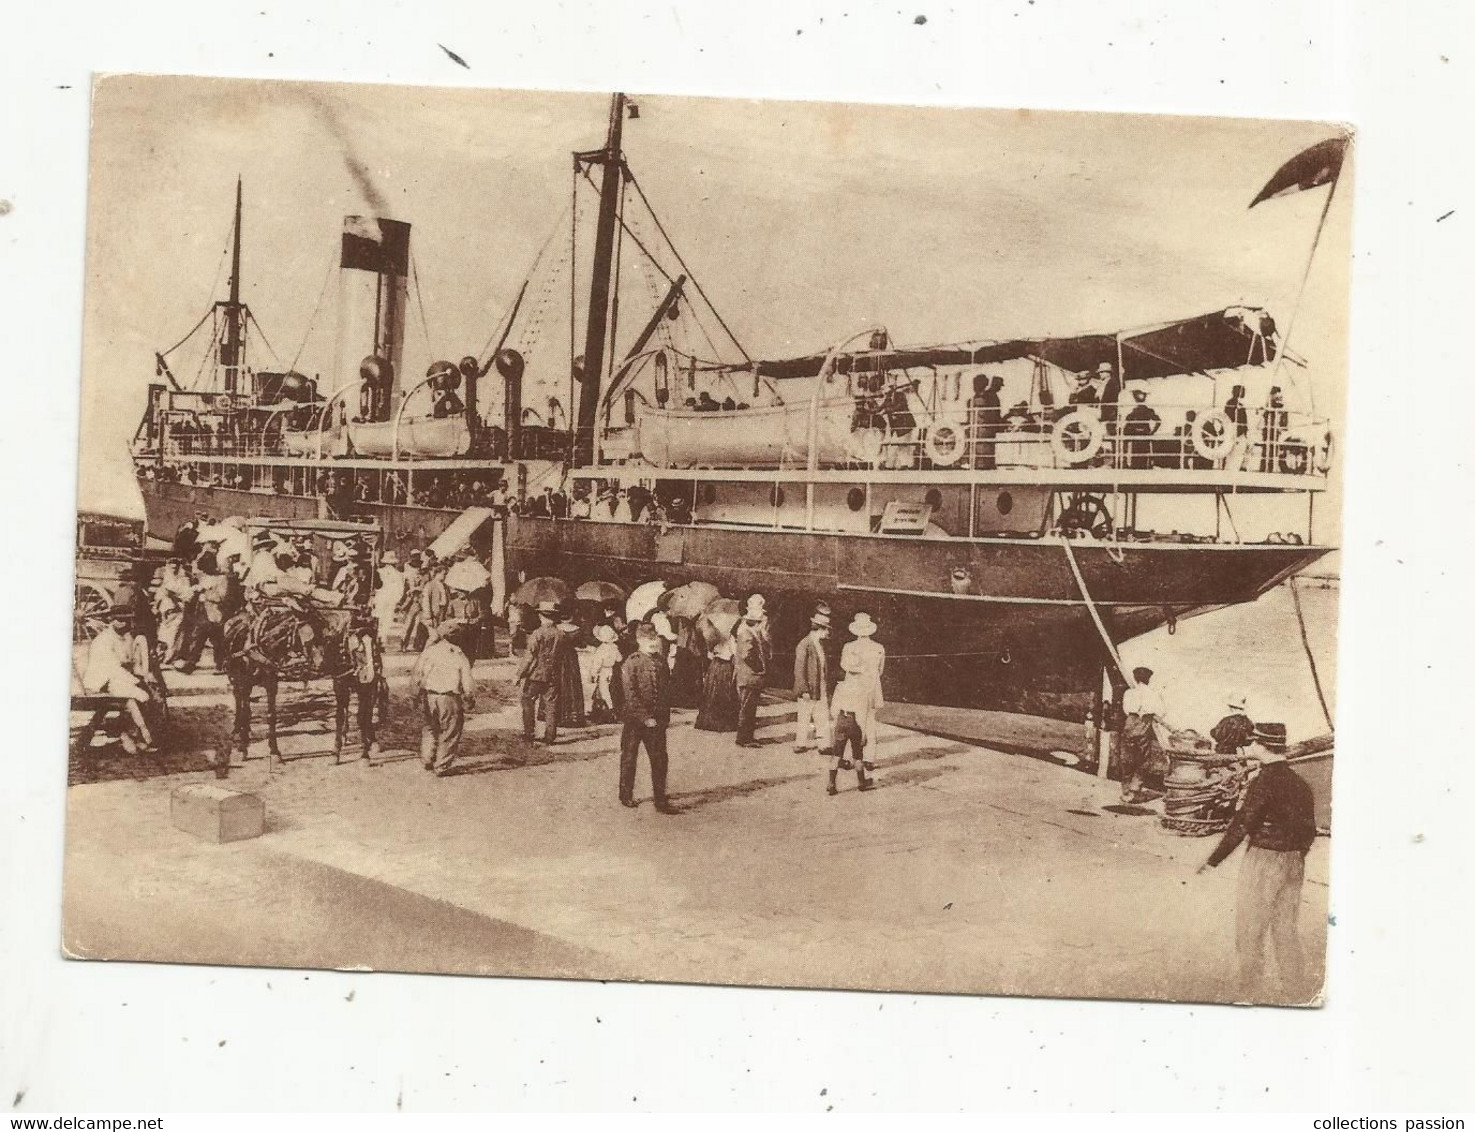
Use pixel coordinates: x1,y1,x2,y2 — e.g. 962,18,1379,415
1249,136,1348,208
341,215,411,275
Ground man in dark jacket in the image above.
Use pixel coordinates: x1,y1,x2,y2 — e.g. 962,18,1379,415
516,601,567,744
618,623,676,813
733,596,771,748
792,611,831,752
1200,725,1318,1000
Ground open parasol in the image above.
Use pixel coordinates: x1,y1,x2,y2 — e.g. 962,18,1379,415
625,580,668,623
695,599,741,648
513,576,573,607
664,580,721,619
445,558,492,593
575,579,626,604
196,523,249,565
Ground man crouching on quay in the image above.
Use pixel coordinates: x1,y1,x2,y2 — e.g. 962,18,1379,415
413,621,475,777
618,622,677,814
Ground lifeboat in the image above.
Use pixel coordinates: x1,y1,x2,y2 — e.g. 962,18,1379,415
634,397,858,468
347,414,472,459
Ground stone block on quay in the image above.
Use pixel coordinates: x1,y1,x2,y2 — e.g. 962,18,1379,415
170,783,265,843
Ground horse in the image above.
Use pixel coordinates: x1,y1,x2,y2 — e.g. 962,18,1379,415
220,601,387,774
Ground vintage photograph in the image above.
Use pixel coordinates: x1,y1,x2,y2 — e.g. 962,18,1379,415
66,76,1347,1006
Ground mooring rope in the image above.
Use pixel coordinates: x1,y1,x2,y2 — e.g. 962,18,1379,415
1061,536,1132,686
1287,575,1334,732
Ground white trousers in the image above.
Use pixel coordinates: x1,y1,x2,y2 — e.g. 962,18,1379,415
794,694,831,749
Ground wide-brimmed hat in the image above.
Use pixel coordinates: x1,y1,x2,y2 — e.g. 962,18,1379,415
811,612,831,628
849,612,878,637
381,550,398,565
1131,387,1148,402
252,531,276,548
536,600,560,614
1227,693,1248,712
557,618,579,632
593,624,617,644
745,593,766,615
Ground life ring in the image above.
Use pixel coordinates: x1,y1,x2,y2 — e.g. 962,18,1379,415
1050,409,1105,467
847,426,885,464
1277,434,1311,475
1191,410,1235,462
924,414,967,467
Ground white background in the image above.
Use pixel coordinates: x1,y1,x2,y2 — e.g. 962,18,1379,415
2,0,1472,1113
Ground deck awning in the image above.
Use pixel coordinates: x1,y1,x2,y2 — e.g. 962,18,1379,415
745,307,1278,381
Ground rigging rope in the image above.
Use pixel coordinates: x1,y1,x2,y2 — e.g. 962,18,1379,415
1287,575,1335,733
246,309,281,366
289,260,337,372
159,306,217,360
410,251,435,359
625,170,751,363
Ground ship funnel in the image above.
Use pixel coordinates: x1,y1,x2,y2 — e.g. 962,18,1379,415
335,216,410,422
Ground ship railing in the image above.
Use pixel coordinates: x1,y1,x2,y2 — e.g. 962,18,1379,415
686,398,1332,478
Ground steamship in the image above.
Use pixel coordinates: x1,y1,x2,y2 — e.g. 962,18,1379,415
130,94,1336,719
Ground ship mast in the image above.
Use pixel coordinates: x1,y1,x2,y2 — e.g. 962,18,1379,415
220,176,245,395
574,92,627,467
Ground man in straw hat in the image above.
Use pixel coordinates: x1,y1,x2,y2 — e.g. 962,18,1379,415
617,623,677,813
412,619,475,776
1199,723,1317,1000
792,609,832,753
839,611,885,752
733,594,771,748
516,600,567,745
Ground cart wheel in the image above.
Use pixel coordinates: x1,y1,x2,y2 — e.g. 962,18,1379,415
74,583,111,643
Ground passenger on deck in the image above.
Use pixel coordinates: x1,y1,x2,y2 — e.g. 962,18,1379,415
1067,370,1099,409
1097,362,1122,434
968,374,1002,470
720,396,737,411
695,391,719,412
1122,387,1162,469
570,490,592,520
1261,386,1288,472
881,379,919,469
1224,383,1251,470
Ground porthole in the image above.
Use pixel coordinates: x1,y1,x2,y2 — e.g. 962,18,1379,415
846,487,866,512
925,488,943,510
997,490,1014,516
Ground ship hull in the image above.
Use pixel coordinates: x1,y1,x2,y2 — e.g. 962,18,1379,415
504,516,1327,720
139,479,1327,720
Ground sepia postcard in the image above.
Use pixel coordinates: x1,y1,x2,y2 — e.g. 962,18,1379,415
65,75,1348,1006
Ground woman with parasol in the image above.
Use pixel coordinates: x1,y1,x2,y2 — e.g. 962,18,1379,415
694,598,741,734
